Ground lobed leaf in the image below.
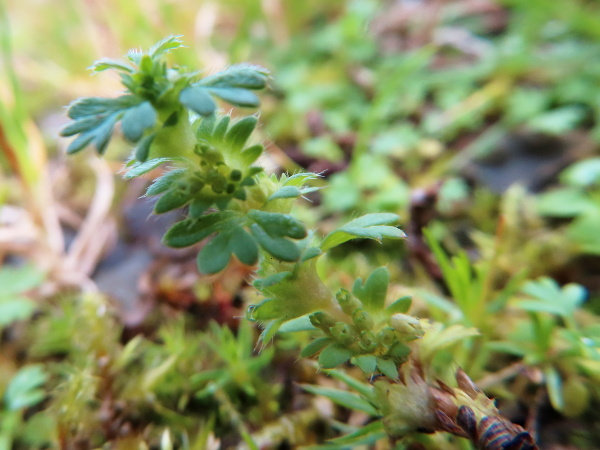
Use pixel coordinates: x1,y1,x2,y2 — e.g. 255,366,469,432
248,210,306,239
148,35,184,58
376,357,398,379
146,168,185,195
197,232,234,273
354,354,377,374
121,101,157,142
353,267,390,312
124,157,173,179
213,115,231,141
268,186,301,201
230,227,259,266
299,337,332,358
180,86,217,116
318,344,352,369
66,96,137,120
0,297,36,327
250,224,301,261
321,213,405,252
4,365,48,411
60,116,104,137
386,296,412,315
240,144,263,166
163,212,239,248
208,87,260,108
89,58,134,73
225,116,258,151
253,271,291,290
248,298,285,321
0,265,44,297
199,64,270,90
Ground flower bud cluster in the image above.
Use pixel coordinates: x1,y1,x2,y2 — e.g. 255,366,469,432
309,289,424,361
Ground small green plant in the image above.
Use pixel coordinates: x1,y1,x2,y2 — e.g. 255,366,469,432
537,157,600,255
61,37,538,448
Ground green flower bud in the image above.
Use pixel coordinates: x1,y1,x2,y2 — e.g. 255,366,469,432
389,313,424,339
352,308,374,331
336,288,362,316
359,330,378,352
310,312,337,335
378,327,398,347
210,174,227,193
330,322,357,346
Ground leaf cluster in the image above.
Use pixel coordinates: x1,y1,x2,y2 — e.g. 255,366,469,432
61,35,269,159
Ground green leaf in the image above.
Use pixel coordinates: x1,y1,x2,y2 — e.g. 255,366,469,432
520,277,586,319
4,365,48,411
93,113,120,154
66,131,95,154
318,344,352,369
225,116,258,151
0,297,36,326
301,247,322,262
389,342,410,359
528,106,585,134
148,35,184,58
259,318,284,342
278,315,317,332
248,210,306,239
253,271,291,289
121,101,156,142
386,296,412,315
250,224,301,261
249,298,285,321
208,87,260,108
196,113,216,137
545,366,565,412
240,144,263,166
60,116,104,137
124,157,173,179
536,187,592,218
180,86,217,116
321,213,405,251
352,267,389,312
199,64,269,90
328,421,386,446
154,188,192,214
300,337,332,358
561,158,600,187
0,265,44,297
327,369,374,398
230,227,259,265
213,115,231,141
354,355,377,374
197,232,233,274
484,340,527,357
376,357,398,379
268,186,301,201
301,384,377,416
163,212,238,248
66,96,137,120
146,168,185,196
134,133,155,162
89,58,134,73
188,199,213,218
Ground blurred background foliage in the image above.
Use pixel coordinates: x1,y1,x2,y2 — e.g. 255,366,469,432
1,0,599,448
